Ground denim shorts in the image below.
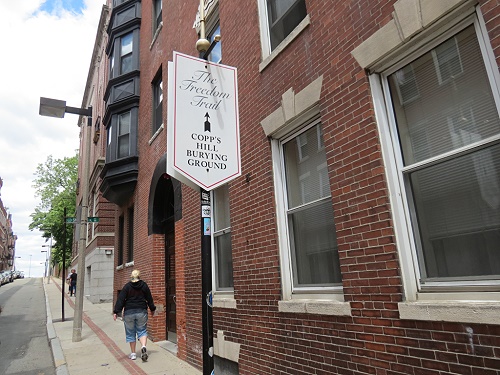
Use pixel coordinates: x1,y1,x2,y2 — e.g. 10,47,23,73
123,309,148,343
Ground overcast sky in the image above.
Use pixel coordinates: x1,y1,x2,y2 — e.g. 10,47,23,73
0,0,105,277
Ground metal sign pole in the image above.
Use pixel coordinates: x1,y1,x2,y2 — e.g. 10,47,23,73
62,207,67,322
198,1,214,373
201,188,214,374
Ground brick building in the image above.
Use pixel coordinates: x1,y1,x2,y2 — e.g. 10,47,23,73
71,5,116,303
0,178,17,272
77,0,500,373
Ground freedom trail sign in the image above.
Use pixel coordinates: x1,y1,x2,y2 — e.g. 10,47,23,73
167,51,241,191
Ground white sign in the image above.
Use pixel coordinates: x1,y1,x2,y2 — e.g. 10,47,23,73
167,51,240,191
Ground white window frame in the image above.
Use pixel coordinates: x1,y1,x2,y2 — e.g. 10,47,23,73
259,76,350,315
370,11,500,323
211,187,236,309
257,0,310,71
271,116,350,316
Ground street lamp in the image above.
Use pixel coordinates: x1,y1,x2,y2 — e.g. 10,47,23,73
41,248,49,279
40,232,53,284
39,97,92,343
28,254,32,278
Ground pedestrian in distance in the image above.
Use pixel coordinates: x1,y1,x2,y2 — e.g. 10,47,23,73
68,269,77,297
113,269,156,361
66,270,72,294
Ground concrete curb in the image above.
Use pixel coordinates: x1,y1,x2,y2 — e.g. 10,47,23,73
43,280,69,375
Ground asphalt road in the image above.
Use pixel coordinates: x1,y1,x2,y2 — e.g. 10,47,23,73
0,277,55,375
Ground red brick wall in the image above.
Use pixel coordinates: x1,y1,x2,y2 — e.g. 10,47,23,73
108,0,500,374
211,0,500,374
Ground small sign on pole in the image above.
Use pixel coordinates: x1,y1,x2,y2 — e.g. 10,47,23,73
65,217,76,223
88,217,99,223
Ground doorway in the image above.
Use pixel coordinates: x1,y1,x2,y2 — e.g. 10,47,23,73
165,218,176,343
149,156,182,344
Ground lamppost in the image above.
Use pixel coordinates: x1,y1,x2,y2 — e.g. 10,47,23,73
28,254,32,278
39,97,92,343
41,247,49,280
41,250,48,277
40,232,53,284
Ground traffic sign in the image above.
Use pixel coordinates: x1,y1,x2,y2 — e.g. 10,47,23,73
88,217,99,223
65,217,76,223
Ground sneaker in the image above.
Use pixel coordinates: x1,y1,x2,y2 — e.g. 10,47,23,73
129,353,136,360
141,346,148,362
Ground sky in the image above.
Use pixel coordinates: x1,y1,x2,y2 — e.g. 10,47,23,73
0,0,106,277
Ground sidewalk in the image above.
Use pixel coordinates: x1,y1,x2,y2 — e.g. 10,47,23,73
43,277,202,375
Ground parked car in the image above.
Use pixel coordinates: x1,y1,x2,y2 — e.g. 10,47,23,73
2,270,14,283
0,271,9,285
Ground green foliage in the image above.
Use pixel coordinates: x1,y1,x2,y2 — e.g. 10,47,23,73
29,154,78,276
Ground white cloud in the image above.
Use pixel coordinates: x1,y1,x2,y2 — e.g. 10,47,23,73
0,0,106,277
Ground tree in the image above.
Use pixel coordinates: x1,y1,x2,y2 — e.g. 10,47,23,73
29,154,78,276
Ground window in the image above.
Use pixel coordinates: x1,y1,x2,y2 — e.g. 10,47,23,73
381,22,500,290
152,76,163,134
213,185,233,291
281,120,341,289
120,32,133,75
267,0,306,51
153,0,162,31
118,215,124,266
127,207,134,262
105,108,138,165
258,0,308,60
109,55,115,79
91,190,98,238
107,123,112,146
207,23,221,63
117,111,131,158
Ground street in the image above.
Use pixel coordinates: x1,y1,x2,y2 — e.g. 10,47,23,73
0,278,55,375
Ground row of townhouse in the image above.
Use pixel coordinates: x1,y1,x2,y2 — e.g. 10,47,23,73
71,0,500,373
0,178,17,272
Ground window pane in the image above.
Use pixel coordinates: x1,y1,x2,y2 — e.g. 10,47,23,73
118,112,130,135
268,0,301,22
409,143,500,280
128,207,134,262
121,54,132,74
118,135,129,158
388,26,500,165
283,122,341,287
289,200,341,287
267,0,306,50
121,33,133,74
154,0,162,29
208,24,221,63
213,185,233,290
117,112,131,158
214,185,230,230
110,55,115,77
121,33,133,56
284,124,329,208
215,232,234,289
153,79,163,132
